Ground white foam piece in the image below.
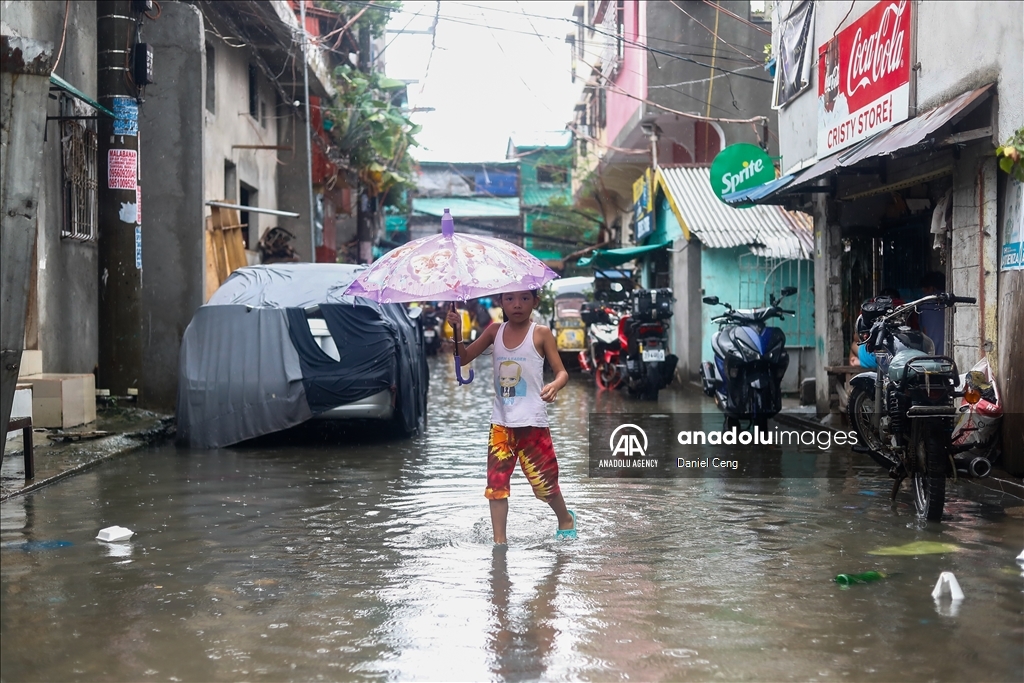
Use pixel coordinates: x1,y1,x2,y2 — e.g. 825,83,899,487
1016,549,1024,564
96,526,134,543
931,571,964,601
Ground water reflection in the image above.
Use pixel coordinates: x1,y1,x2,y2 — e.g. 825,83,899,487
0,357,1021,681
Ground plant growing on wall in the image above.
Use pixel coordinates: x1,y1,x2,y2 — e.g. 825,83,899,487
323,65,420,199
996,126,1024,182
316,1,402,39
315,1,418,200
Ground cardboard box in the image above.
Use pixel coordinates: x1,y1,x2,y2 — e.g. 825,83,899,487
18,350,42,378
23,374,96,428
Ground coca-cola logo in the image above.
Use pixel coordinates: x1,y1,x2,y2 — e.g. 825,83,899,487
846,0,908,98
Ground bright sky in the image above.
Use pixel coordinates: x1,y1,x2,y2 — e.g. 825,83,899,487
381,1,582,162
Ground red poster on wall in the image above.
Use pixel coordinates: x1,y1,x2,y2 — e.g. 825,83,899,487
817,0,912,156
108,149,138,190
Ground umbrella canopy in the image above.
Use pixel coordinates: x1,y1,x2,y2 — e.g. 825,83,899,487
343,209,559,303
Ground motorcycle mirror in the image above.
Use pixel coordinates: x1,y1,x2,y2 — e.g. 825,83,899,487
702,296,719,305
781,286,798,297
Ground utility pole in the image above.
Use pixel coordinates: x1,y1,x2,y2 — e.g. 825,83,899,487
96,1,143,398
299,0,317,262
355,25,373,264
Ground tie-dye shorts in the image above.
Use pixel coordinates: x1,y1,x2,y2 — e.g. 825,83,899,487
486,424,560,501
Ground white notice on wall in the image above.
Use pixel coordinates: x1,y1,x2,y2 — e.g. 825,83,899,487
108,149,137,190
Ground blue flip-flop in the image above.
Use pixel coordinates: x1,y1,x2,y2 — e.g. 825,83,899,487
555,510,577,540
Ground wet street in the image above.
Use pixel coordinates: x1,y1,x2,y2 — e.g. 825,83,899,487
2,356,1022,682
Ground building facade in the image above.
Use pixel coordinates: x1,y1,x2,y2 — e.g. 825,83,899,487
2,0,342,412
740,0,1023,470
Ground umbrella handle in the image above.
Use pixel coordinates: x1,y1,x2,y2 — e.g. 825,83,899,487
454,355,474,385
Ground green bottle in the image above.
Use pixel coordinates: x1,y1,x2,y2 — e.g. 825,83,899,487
834,571,885,587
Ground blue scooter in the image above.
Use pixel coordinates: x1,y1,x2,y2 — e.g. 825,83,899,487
699,287,797,430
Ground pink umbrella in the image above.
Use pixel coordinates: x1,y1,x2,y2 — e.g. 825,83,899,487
343,209,559,384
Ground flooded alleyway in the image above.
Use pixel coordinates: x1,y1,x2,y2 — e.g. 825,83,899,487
2,358,1022,681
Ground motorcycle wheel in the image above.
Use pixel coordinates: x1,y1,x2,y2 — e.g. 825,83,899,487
912,428,947,521
595,363,622,390
847,385,887,454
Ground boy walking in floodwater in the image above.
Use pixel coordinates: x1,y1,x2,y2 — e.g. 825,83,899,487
446,290,577,544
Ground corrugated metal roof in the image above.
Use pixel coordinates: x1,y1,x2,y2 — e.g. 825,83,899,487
657,166,813,260
412,196,520,218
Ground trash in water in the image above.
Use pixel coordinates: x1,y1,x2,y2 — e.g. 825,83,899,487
96,526,134,542
1016,549,1024,564
867,541,960,556
931,571,964,600
835,570,886,587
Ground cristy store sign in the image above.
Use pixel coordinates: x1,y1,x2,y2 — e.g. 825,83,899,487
817,0,911,155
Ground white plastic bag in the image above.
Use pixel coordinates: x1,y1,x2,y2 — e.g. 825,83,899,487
952,358,1002,448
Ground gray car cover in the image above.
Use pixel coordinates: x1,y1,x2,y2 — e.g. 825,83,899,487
177,264,427,448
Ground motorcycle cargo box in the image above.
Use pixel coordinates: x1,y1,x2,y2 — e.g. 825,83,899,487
633,288,674,321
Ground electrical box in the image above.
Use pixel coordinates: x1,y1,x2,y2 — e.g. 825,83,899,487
134,43,154,86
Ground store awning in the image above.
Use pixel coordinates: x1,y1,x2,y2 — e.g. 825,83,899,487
726,83,994,205
657,166,813,260
722,173,796,204
577,241,671,269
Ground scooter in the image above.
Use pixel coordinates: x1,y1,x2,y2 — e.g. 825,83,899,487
621,288,678,400
579,301,627,390
699,287,797,430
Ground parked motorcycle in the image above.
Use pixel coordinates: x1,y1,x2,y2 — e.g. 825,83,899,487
699,287,797,430
846,292,977,521
421,306,441,357
621,288,678,400
579,301,627,390
580,289,678,400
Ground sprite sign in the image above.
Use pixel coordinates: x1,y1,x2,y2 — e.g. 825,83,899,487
709,143,776,205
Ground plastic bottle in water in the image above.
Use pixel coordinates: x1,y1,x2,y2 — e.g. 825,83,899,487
834,571,885,586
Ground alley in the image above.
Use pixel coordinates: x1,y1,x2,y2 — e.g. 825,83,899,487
2,357,1021,682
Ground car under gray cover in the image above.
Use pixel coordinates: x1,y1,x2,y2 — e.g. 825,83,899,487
176,264,427,448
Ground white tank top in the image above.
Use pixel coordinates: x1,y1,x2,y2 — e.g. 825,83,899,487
490,322,548,427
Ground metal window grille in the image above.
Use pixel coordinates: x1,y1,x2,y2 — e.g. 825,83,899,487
60,115,98,241
738,254,815,347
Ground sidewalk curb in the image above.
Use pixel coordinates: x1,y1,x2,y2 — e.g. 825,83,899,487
1,416,175,502
774,412,1024,502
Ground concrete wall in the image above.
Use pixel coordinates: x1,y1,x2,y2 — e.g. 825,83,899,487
646,0,777,156
916,1,1023,143
604,0,645,147
276,97,315,262
670,237,702,381
202,32,283,253
949,148,999,375
2,0,99,375
776,0,1024,174
700,246,746,364
138,1,206,410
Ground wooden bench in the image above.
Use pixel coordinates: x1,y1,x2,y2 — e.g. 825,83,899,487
824,365,865,413
6,416,34,480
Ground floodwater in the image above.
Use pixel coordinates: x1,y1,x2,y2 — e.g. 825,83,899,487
2,357,1022,682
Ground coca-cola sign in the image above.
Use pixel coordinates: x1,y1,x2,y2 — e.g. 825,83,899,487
817,0,912,155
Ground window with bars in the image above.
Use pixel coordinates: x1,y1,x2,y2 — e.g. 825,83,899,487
60,107,98,241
